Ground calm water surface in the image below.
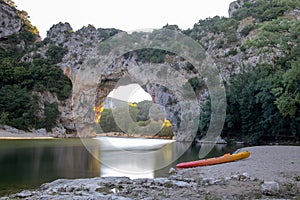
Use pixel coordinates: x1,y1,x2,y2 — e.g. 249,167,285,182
0,137,241,196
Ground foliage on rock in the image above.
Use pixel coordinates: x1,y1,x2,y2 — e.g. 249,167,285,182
195,0,300,144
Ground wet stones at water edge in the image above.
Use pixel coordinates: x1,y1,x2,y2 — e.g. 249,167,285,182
1,173,288,200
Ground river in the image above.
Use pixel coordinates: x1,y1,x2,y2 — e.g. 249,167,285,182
0,137,241,196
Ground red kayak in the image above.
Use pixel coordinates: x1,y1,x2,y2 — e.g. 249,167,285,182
176,151,250,169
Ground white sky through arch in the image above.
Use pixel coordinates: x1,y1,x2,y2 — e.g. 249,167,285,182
108,84,152,103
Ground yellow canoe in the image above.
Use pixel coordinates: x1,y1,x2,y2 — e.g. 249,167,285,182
176,151,250,169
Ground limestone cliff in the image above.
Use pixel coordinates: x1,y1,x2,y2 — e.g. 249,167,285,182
47,2,299,140
0,0,299,141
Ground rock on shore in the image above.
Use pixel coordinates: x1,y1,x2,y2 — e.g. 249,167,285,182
0,175,262,200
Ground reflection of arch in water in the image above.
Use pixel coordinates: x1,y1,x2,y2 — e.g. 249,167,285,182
96,137,190,178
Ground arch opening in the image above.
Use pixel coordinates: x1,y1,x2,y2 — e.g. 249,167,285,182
94,82,174,139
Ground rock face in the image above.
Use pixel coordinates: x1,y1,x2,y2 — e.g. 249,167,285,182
46,23,121,82
37,1,298,140
46,22,73,45
43,24,204,140
29,23,121,137
228,0,256,17
0,1,23,38
1,0,299,140
229,0,245,17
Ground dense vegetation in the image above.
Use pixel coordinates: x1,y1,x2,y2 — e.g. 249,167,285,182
184,16,239,47
0,39,72,130
0,1,72,131
231,0,300,22
197,0,300,144
98,101,173,138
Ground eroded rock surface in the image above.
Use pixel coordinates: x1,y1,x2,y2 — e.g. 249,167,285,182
0,1,22,38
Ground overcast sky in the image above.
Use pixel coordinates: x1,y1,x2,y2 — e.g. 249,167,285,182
13,0,233,38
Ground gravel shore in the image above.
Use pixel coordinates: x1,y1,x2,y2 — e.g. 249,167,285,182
179,145,300,183
1,145,300,199
0,127,53,139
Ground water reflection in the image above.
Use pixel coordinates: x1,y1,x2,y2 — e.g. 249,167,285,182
90,137,190,179
0,138,240,195
0,139,99,196
0,140,99,182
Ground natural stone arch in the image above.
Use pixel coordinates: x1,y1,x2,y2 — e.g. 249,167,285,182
72,28,226,144
93,64,183,139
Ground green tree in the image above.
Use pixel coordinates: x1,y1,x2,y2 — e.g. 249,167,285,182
99,109,121,133
43,102,60,131
0,85,33,130
0,112,9,127
45,45,68,64
274,59,300,117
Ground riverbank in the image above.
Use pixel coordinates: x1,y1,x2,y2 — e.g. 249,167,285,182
1,145,299,199
0,126,53,139
97,132,174,140
0,128,173,140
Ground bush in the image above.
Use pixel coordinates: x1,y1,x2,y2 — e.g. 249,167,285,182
157,126,173,138
240,24,255,36
46,45,68,64
226,48,238,56
185,63,195,71
188,77,205,91
215,40,225,49
195,16,239,34
226,32,238,43
43,102,60,131
135,49,168,63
